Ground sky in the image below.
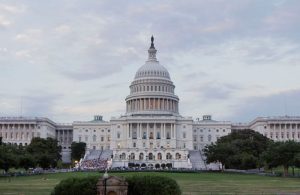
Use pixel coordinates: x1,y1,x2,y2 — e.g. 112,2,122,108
0,0,300,123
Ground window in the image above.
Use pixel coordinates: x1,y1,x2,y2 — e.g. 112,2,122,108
101,137,104,141
194,146,197,150
183,143,186,148
93,146,96,150
117,143,120,148
101,146,104,150
167,132,170,139
167,143,170,148
93,135,96,141
79,137,82,142
117,133,120,138
157,132,160,139
85,137,88,142
183,133,186,139
194,130,196,132
216,129,219,132
102,130,104,132
79,129,82,132
143,142,146,147
108,130,110,132
208,135,211,141
194,137,196,142
223,129,225,132
86,130,88,132
133,132,137,139
143,132,146,139
108,137,110,141
133,143,136,147
200,130,203,132
94,130,96,132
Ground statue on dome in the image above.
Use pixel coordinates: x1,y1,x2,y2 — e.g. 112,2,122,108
151,35,154,44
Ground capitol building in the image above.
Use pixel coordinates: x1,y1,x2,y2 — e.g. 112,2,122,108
1,37,300,170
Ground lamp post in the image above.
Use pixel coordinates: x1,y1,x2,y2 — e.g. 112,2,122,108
103,170,108,195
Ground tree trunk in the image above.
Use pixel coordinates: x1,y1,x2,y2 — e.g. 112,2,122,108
283,166,287,178
222,165,224,173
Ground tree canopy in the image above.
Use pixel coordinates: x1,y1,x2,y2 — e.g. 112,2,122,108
260,140,300,177
204,129,272,171
71,142,86,161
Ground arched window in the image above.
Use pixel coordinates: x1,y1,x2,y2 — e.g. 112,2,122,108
139,153,144,160
158,153,162,160
93,135,96,141
149,153,153,160
183,133,186,139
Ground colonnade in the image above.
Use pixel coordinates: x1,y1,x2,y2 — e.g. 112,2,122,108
56,129,73,145
0,124,38,145
126,98,178,112
267,123,300,141
126,123,176,140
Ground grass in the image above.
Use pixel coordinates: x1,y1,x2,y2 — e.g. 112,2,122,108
0,172,300,195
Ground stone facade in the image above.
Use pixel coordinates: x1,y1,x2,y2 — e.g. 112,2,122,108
97,175,128,195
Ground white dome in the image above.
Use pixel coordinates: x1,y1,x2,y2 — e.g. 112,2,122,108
134,61,170,79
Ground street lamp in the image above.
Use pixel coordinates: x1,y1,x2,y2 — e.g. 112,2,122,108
103,170,108,195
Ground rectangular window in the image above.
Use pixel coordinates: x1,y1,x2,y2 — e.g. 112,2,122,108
143,142,146,147
108,137,110,141
133,143,136,147
85,137,88,142
79,137,82,142
117,143,120,148
200,137,203,141
101,137,104,141
101,146,104,150
194,146,197,150
194,137,196,142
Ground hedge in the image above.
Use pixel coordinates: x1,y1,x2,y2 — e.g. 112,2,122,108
126,175,181,195
51,176,98,195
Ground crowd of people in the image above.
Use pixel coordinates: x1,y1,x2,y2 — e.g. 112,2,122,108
80,158,110,170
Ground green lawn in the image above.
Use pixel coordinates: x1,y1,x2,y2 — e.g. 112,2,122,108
0,172,300,195
265,166,300,174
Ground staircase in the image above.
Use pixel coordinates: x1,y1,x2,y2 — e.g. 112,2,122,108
200,151,220,170
189,150,206,170
86,150,102,160
100,150,113,160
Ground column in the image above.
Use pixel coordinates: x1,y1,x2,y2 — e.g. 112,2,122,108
63,130,65,144
284,124,287,141
140,99,142,111
67,130,69,144
144,99,146,110
147,123,149,139
163,123,166,138
273,124,275,141
127,124,129,139
267,124,270,138
154,123,156,139
279,124,282,141
1,125,4,140
290,124,293,140
18,124,21,141
174,124,177,138
167,99,169,110
296,124,299,141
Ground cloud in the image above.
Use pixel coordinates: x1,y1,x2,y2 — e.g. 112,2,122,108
0,4,26,13
227,87,300,123
55,25,70,34
14,50,30,57
14,29,43,44
0,48,7,52
185,80,241,100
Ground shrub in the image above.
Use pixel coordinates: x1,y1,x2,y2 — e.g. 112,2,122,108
126,175,181,195
51,176,98,195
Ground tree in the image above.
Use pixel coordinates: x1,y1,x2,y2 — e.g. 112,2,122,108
0,143,19,173
0,137,2,145
161,163,166,169
166,163,172,169
71,142,86,161
27,137,62,167
19,154,37,172
126,175,181,195
260,141,300,177
203,142,237,172
57,159,63,169
38,154,54,171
